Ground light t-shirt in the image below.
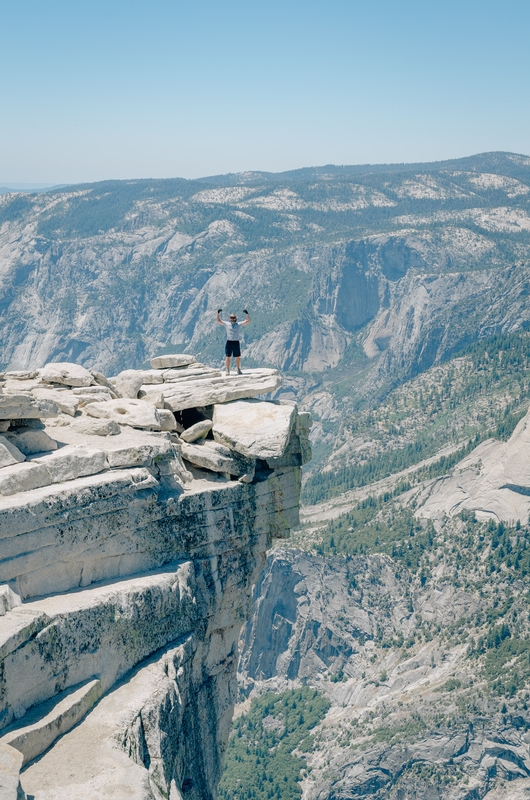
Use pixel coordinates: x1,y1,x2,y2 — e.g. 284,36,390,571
222,321,242,341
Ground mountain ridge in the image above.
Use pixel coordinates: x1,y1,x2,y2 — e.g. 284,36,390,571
9,151,527,192
200,151,530,185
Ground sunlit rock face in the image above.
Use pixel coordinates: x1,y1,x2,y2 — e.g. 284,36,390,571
0,359,309,800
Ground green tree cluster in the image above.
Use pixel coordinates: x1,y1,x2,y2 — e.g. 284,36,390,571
218,688,330,800
316,494,436,570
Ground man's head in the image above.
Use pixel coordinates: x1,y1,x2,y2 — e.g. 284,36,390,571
229,314,237,322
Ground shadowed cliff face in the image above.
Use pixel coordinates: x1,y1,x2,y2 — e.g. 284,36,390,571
377,236,427,281
310,239,385,332
239,551,395,692
238,556,302,682
334,261,380,332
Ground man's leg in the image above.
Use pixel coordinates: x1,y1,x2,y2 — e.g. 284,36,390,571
225,356,231,373
233,341,242,374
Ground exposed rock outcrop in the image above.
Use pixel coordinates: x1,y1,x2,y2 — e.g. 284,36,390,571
417,405,530,524
0,359,310,799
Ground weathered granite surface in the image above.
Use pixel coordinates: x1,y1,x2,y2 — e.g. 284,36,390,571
0,360,309,800
417,405,530,524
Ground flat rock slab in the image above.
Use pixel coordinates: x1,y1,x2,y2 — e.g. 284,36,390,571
0,743,24,800
70,417,121,436
162,367,221,382
150,354,196,369
86,399,161,431
0,394,59,420
113,370,145,399
158,409,178,431
38,362,94,388
1,679,102,767
2,379,41,394
90,370,119,397
104,439,174,469
75,392,113,406
213,399,295,459
71,386,110,396
31,388,79,417
4,371,37,380
139,372,221,397
162,369,281,412
42,419,172,453
139,369,164,385
0,446,107,497
0,608,47,662
140,391,165,409
0,586,21,616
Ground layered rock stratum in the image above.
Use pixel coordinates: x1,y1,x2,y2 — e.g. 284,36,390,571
0,357,310,799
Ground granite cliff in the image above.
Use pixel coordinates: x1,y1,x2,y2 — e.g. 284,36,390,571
0,356,310,799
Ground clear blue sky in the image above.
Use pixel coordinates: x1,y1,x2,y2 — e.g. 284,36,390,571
1,0,529,183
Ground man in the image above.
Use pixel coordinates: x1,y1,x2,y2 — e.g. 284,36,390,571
216,308,251,374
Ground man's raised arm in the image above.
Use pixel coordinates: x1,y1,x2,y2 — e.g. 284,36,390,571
216,309,224,325
241,309,251,326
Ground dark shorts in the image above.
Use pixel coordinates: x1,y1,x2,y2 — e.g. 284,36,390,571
225,340,241,357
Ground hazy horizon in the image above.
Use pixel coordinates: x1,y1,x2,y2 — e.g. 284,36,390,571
2,149,530,192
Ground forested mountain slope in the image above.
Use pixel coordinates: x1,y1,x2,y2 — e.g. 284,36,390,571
303,331,530,504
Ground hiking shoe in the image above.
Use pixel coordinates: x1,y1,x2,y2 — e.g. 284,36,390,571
226,369,230,375
237,368,242,375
